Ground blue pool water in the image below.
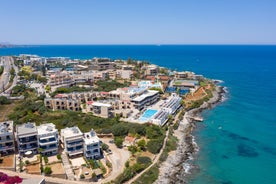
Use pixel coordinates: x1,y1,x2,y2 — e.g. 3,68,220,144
139,109,158,122
1,45,276,184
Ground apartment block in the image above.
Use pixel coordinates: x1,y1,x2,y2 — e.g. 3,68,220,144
61,127,84,157
83,129,101,160
37,123,59,156
0,121,15,155
16,122,38,155
44,98,80,111
86,101,113,118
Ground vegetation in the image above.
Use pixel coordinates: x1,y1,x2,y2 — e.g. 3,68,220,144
94,80,130,92
56,154,62,160
0,96,11,105
24,160,30,165
11,84,27,96
44,166,52,175
0,66,3,75
133,164,159,184
50,86,92,97
43,156,49,164
0,158,3,164
159,131,178,162
136,156,152,166
146,139,163,154
101,143,109,151
114,137,123,148
80,174,85,179
98,160,107,175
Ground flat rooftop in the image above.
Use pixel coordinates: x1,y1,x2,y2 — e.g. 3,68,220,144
37,123,57,135
0,121,13,134
132,90,159,102
17,122,37,135
61,126,83,139
83,130,100,145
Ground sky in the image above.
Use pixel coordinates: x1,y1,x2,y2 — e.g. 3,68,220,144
1,0,276,44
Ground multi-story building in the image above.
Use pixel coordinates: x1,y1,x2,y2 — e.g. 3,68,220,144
16,122,38,155
0,121,15,155
37,123,59,156
91,57,115,71
86,101,113,118
61,127,83,157
145,65,159,76
83,129,101,160
131,90,160,110
44,98,80,111
48,71,74,87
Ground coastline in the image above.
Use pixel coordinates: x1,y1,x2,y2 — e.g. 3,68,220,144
155,85,227,184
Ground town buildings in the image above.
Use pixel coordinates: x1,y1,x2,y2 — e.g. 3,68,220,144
86,101,113,118
0,121,15,155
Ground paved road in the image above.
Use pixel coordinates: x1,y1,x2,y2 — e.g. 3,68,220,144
0,56,18,94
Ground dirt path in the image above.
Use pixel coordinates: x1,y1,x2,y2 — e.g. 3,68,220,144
126,129,169,184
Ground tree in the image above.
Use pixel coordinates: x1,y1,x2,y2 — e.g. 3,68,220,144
44,166,52,175
114,137,123,148
137,139,146,151
0,96,11,105
146,139,163,154
101,143,109,151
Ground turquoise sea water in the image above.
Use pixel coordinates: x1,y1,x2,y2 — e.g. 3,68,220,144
1,45,276,184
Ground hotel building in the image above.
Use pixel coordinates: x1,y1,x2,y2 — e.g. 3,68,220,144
131,90,159,110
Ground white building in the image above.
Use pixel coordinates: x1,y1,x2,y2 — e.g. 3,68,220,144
16,122,38,155
0,121,15,155
83,129,101,160
131,90,159,110
61,127,83,157
37,123,59,156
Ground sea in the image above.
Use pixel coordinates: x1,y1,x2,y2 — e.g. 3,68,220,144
1,45,276,184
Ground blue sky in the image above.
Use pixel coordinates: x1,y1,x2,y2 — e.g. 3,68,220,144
1,0,276,44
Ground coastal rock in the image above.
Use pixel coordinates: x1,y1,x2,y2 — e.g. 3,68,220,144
155,85,226,184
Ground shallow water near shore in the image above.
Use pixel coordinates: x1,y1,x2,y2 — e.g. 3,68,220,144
1,45,276,184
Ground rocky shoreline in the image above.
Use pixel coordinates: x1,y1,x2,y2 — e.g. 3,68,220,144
155,85,227,184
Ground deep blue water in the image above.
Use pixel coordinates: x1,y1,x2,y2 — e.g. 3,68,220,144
1,45,276,184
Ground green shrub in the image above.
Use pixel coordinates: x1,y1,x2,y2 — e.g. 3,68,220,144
56,154,62,160
44,166,52,175
146,139,163,154
43,156,48,164
137,156,152,166
25,160,30,165
101,143,109,151
80,174,85,179
114,137,123,148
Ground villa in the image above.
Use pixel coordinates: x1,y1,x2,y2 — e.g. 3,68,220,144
37,123,59,156
83,129,101,160
0,121,15,155
16,122,38,155
61,127,84,157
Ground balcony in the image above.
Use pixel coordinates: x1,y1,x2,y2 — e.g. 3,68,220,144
67,141,83,148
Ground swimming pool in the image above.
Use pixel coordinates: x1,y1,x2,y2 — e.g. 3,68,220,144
139,109,158,122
